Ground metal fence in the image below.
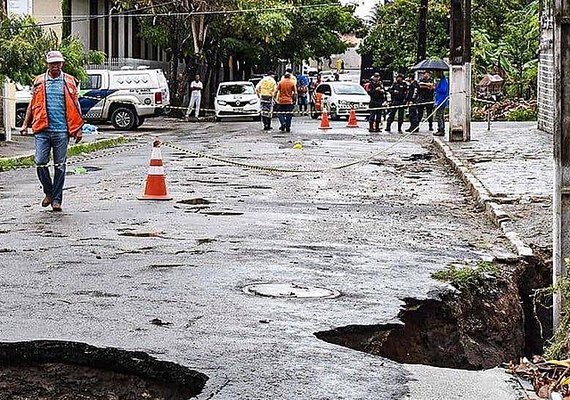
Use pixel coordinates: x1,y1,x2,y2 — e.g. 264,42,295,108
87,58,169,71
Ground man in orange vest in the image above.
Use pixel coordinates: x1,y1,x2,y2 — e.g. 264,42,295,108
20,51,84,212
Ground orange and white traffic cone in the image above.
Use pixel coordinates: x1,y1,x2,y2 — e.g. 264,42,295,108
347,108,358,128
138,139,173,201
319,109,332,130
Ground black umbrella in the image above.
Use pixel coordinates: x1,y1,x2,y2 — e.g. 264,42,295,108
411,59,449,71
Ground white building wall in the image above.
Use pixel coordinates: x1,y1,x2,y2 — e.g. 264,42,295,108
71,0,89,46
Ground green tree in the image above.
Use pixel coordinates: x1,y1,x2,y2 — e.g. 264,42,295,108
0,15,104,84
359,0,449,73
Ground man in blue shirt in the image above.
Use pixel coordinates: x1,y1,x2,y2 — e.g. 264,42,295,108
20,51,83,211
434,70,449,136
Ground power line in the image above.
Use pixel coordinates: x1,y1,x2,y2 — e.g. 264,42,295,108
4,2,344,30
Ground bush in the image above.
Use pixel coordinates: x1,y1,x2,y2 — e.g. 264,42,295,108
506,106,538,121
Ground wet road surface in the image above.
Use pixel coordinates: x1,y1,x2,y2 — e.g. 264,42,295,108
0,117,520,399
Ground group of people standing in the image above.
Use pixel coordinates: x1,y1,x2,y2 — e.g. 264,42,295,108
364,70,449,135
255,68,311,132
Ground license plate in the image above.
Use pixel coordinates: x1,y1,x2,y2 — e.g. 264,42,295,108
234,107,244,112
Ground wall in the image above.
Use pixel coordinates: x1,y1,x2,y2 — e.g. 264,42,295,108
33,0,62,39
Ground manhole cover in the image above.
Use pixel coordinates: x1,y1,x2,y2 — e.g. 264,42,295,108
243,282,341,299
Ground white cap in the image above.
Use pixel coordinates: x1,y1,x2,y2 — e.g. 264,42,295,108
46,51,65,63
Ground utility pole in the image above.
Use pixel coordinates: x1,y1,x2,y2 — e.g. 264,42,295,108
448,0,471,142
553,0,569,329
416,0,428,63
0,0,8,142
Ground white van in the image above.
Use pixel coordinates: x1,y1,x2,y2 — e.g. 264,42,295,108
80,67,170,129
15,68,170,130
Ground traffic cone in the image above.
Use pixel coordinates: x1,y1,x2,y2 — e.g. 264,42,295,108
319,109,332,130
347,108,358,128
138,139,173,201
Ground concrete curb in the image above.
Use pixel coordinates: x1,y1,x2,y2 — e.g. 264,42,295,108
432,137,534,258
0,135,128,165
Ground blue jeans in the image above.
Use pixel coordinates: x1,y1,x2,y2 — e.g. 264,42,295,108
278,104,294,128
35,131,69,204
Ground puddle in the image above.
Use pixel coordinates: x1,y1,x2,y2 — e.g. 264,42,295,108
243,282,341,299
201,211,244,216
177,198,212,205
0,340,207,399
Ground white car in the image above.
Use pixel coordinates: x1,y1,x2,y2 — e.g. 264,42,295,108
319,71,336,82
214,81,261,121
311,81,370,120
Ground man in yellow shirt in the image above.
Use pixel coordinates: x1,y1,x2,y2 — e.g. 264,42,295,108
255,71,277,131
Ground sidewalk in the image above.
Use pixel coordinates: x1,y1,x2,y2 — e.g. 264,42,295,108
432,121,552,254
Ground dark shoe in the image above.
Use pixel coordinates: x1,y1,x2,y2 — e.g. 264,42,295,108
41,196,52,207
285,127,291,132
428,126,433,131
51,202,62,212
279,125,285,131
434,131,445,136
263,126,272,131
384,128,391,132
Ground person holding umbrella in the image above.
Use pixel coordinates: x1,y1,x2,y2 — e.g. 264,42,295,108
434,70,449,136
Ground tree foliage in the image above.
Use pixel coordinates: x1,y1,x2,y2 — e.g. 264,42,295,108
359,0,449,73
0,15,104,84
361,0,539,98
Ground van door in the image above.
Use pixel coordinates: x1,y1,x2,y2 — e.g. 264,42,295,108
79,72,112,120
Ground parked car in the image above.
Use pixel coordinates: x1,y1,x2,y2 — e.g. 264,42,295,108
14,67,170,130
310,81,370,120
214,81,261,121
319,70,336,82
15,84,32,128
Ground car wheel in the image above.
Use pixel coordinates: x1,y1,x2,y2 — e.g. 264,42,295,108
330,108,340,121
111,107,137,130
215,116,221,122
310,106,319,119
15,107,26,128
135,117,145,128
253,115,261,122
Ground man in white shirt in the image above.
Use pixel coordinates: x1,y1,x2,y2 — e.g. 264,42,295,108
186,74,203,120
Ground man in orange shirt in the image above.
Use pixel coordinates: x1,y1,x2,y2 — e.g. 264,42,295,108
274,73,297,132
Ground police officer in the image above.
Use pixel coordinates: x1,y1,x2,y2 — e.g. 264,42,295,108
385,74,408,133
366,72,386,132
405,73,420,132
417,70,435,131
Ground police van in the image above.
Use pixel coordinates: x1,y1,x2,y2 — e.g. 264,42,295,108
15,67,170,130
80,67,169,129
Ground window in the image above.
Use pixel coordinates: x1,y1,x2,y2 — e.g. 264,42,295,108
218,84,255,96
82,75,102,90
316,84,331,96
333,83,367,95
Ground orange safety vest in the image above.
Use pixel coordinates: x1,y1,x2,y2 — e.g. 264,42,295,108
30,72,84,136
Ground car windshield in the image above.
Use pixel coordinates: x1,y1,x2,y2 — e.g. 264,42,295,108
333,84,367,95
219,84,254,95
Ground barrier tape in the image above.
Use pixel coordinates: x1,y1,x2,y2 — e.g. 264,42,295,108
1,137,146,171
160,96,450,174
2,95,449,175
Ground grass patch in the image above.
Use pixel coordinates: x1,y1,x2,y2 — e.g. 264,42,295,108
0,136,130,171
67,136,130,157
431,261,499,290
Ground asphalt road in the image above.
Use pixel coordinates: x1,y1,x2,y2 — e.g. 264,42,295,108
0,117,522,399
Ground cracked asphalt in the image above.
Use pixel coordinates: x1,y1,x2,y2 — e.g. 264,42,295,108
0,117,522,399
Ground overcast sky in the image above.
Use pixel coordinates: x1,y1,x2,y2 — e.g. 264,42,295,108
345,0,380,19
